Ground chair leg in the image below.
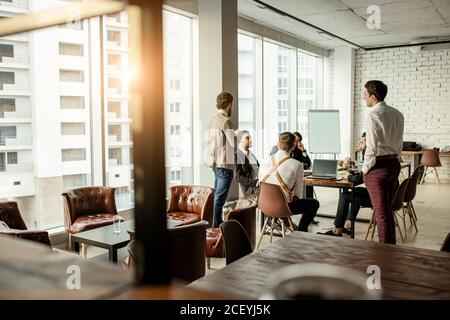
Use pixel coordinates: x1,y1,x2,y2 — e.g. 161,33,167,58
420,167,427,184
434,168,440,185
411,202,418,221
256,217,269,250
365,212,375,240
81,243,88,258
280,218,286,237
269,218,275,244
287,216,295,232
67,234,72,251
206,257,211,270
394,212,405,242
402,208,407,237
372,222,377,239
408,203,418,233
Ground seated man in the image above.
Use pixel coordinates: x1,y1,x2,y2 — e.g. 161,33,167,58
259,132,319,232
235,130,259,198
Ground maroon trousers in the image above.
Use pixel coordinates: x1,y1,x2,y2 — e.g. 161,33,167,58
363,158,400,244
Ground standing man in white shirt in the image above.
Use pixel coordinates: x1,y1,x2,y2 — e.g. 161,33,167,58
259,132,319,232
362,80,404,244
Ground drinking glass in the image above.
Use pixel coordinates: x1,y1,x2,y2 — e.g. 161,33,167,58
113,216,121,234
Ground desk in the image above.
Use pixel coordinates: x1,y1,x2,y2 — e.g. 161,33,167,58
191,232,450,300
304,177,357,238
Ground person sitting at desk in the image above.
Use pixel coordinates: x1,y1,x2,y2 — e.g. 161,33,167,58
319,132,371,237
235,130,259,198
292,132,311,170
270,132,311,169
319,171,372,237
260,132,319,232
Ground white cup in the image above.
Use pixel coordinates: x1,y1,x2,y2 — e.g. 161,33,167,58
260,263,381,300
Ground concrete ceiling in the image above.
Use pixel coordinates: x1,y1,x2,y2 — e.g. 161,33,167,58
239,0,450,49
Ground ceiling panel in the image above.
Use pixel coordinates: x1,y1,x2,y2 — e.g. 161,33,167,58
262,0,348,16
238,0,450,49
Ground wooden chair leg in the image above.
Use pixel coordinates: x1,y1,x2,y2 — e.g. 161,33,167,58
408,203,418,233
67,234,72,251
269,218,275,244
287,216,295,232
411,202,418,221
280,218,286,237
394,212,405,242
420,167,427,184
256,217,269,250
81,243,88,258
434,168,440,185
206,257,211,270
365,212,375,240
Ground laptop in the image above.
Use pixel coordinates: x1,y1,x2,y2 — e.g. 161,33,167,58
308,159,338,180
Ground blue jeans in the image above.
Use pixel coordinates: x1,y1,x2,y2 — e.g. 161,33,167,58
212,167,233,227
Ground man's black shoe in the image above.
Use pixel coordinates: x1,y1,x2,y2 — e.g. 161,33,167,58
317,230,342,237
342,228,352,236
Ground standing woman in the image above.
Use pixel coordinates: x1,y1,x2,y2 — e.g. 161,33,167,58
362,80,404,244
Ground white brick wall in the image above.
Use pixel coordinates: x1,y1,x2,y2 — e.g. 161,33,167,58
353,47,450,182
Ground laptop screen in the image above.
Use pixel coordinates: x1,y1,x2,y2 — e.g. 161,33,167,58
312,159,338,176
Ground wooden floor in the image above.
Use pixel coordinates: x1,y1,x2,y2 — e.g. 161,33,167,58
65,182,450,275
207,182,450,273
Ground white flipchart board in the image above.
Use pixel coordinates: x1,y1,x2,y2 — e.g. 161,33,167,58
308,110,341,154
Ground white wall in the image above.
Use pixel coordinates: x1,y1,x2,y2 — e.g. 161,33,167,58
354,47,450,181
333,47,355,159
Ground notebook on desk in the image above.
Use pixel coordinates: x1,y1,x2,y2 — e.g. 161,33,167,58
308,159,338,180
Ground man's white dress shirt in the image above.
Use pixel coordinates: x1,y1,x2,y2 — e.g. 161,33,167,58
363,101,404,174
259,150,304,201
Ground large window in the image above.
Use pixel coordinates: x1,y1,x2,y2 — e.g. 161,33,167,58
297,51,317,150
263,41,291,155
163,10,193,190
238,33,256,141
238,32,323,159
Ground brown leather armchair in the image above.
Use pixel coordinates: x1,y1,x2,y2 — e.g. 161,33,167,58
0,201,51,247
63,186,123,234
206,198,257,269
166,185,214,227
124,220,208,283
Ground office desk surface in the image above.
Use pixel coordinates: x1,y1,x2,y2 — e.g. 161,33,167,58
191,232,450,300
304,177,354,189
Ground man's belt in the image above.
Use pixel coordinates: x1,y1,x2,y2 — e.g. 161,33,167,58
376,154,398,160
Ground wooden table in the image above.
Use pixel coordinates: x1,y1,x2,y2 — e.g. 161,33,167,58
190,232,450,300
0,236,237,300
72,218,183,263
0,237,132,299
304,177,358,238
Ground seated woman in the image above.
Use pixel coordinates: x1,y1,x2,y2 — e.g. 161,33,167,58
320,171,371,236
319,132,371,236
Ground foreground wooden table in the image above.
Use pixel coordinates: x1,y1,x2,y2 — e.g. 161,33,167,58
191,232,450,299
0,237,132,299
0,237,238,299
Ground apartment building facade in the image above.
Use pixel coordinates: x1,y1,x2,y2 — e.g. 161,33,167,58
0,0,134,229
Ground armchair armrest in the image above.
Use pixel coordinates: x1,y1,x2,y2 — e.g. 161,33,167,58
0,229,51,247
